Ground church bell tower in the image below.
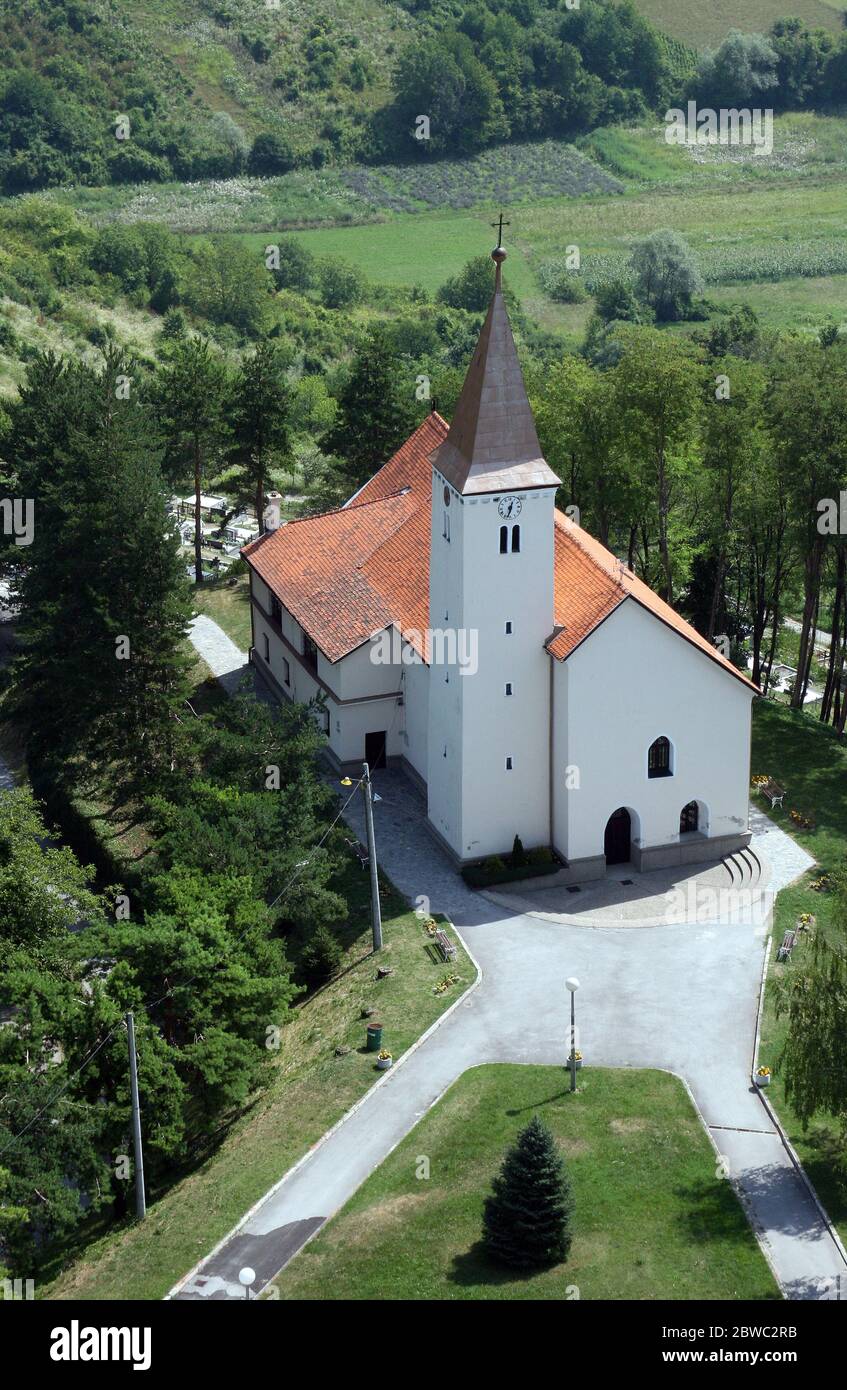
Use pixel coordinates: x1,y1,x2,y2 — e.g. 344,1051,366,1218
426,233,561,862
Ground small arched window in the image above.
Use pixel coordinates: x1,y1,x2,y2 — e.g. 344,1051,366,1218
648,736,672,778
512,524,520,553
499,525,508,554
679,801,698,834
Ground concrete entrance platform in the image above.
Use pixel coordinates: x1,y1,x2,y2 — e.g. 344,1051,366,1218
485,854,773,929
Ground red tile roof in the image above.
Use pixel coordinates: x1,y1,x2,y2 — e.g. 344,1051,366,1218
550,512,759,692
243,414,758,693
242,416,443,663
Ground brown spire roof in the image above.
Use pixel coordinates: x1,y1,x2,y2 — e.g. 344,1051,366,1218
429,247,561,496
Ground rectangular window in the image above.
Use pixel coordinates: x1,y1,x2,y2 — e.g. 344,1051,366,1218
505,621,513,634
283,657,290,686
505,682,513,696
505,756,513,771
262,633,270,663
270,595,282,625
303,635,318,673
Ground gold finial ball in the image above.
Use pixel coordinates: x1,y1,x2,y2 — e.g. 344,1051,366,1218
491,245,507,265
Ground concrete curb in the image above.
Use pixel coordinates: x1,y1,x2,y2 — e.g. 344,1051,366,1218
165,917,482,1300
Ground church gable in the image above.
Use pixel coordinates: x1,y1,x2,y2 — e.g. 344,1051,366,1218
549,512,759,695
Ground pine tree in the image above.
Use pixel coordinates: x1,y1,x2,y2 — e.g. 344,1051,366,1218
323,324,421,492
228,339,292,531
156,337,230,582
482,1115,574,1268
8,349,194,790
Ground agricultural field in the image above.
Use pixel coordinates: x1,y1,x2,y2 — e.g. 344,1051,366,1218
270,172,847,340
632,0,847,49
51,114,847,230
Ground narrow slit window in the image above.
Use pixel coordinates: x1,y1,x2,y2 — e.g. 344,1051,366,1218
505,682,513,696
512,524,520,553
505,620,513,634
505,756,513,771
499,525,508,554
263,633,270,663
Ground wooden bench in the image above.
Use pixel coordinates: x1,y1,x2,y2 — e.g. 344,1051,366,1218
760,778,786,809
434,928,457,962
345,837,369,870
777,929,798,963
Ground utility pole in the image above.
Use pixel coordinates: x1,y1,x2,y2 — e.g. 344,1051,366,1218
125,1011,146,1220
362,762,383,952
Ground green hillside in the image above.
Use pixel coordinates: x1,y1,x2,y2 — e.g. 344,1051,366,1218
4,0,847,196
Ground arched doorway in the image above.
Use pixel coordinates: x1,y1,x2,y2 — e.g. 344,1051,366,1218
604,807,632,865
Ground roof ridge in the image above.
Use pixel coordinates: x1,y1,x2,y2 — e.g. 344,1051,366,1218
554,509,627,592
247,487,414,545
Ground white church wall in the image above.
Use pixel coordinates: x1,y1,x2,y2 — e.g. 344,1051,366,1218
251,580,412,769
331,695,406,767
428,477,555,860
400,654,429,784
252,573,271,613
555,599,753,866
427,474,466,852
335,635,404,701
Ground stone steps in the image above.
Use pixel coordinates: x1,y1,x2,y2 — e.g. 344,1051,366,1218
722,844,763,889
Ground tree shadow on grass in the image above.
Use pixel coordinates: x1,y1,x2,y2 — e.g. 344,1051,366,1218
506,1086,572,1117
448,1239,554,1290
673,1176,760,1247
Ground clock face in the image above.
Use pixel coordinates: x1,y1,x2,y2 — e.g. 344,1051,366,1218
497,496,522,519
443,485,451,506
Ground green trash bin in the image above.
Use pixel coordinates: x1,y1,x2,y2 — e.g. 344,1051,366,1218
366,1023,383,1052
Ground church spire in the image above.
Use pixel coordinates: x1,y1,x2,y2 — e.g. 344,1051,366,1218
430,232,561,497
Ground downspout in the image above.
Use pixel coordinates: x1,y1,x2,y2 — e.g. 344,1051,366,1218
548,650,554,851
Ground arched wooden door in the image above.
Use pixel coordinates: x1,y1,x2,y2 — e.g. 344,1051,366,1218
604,807,631,866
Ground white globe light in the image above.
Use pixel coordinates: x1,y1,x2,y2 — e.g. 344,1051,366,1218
565,977,580,993
238,1266,256,1288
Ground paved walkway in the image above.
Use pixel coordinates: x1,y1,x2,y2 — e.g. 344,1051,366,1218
169,738,845,1301
188,614,251,698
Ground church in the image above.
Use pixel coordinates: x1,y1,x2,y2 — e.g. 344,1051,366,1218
243,244,757,878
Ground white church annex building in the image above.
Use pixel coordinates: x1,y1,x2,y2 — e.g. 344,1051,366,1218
243,244,758,877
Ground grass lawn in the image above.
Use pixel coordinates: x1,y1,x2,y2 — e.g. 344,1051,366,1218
267,1064,779,1301
751,698,847,1245
41,856,473,1300
192,573,253,652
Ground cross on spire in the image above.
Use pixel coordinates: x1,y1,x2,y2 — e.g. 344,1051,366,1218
492,212,509,249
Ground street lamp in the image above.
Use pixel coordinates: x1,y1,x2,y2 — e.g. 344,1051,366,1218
238,1266,256,1301
566,977,580,1093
